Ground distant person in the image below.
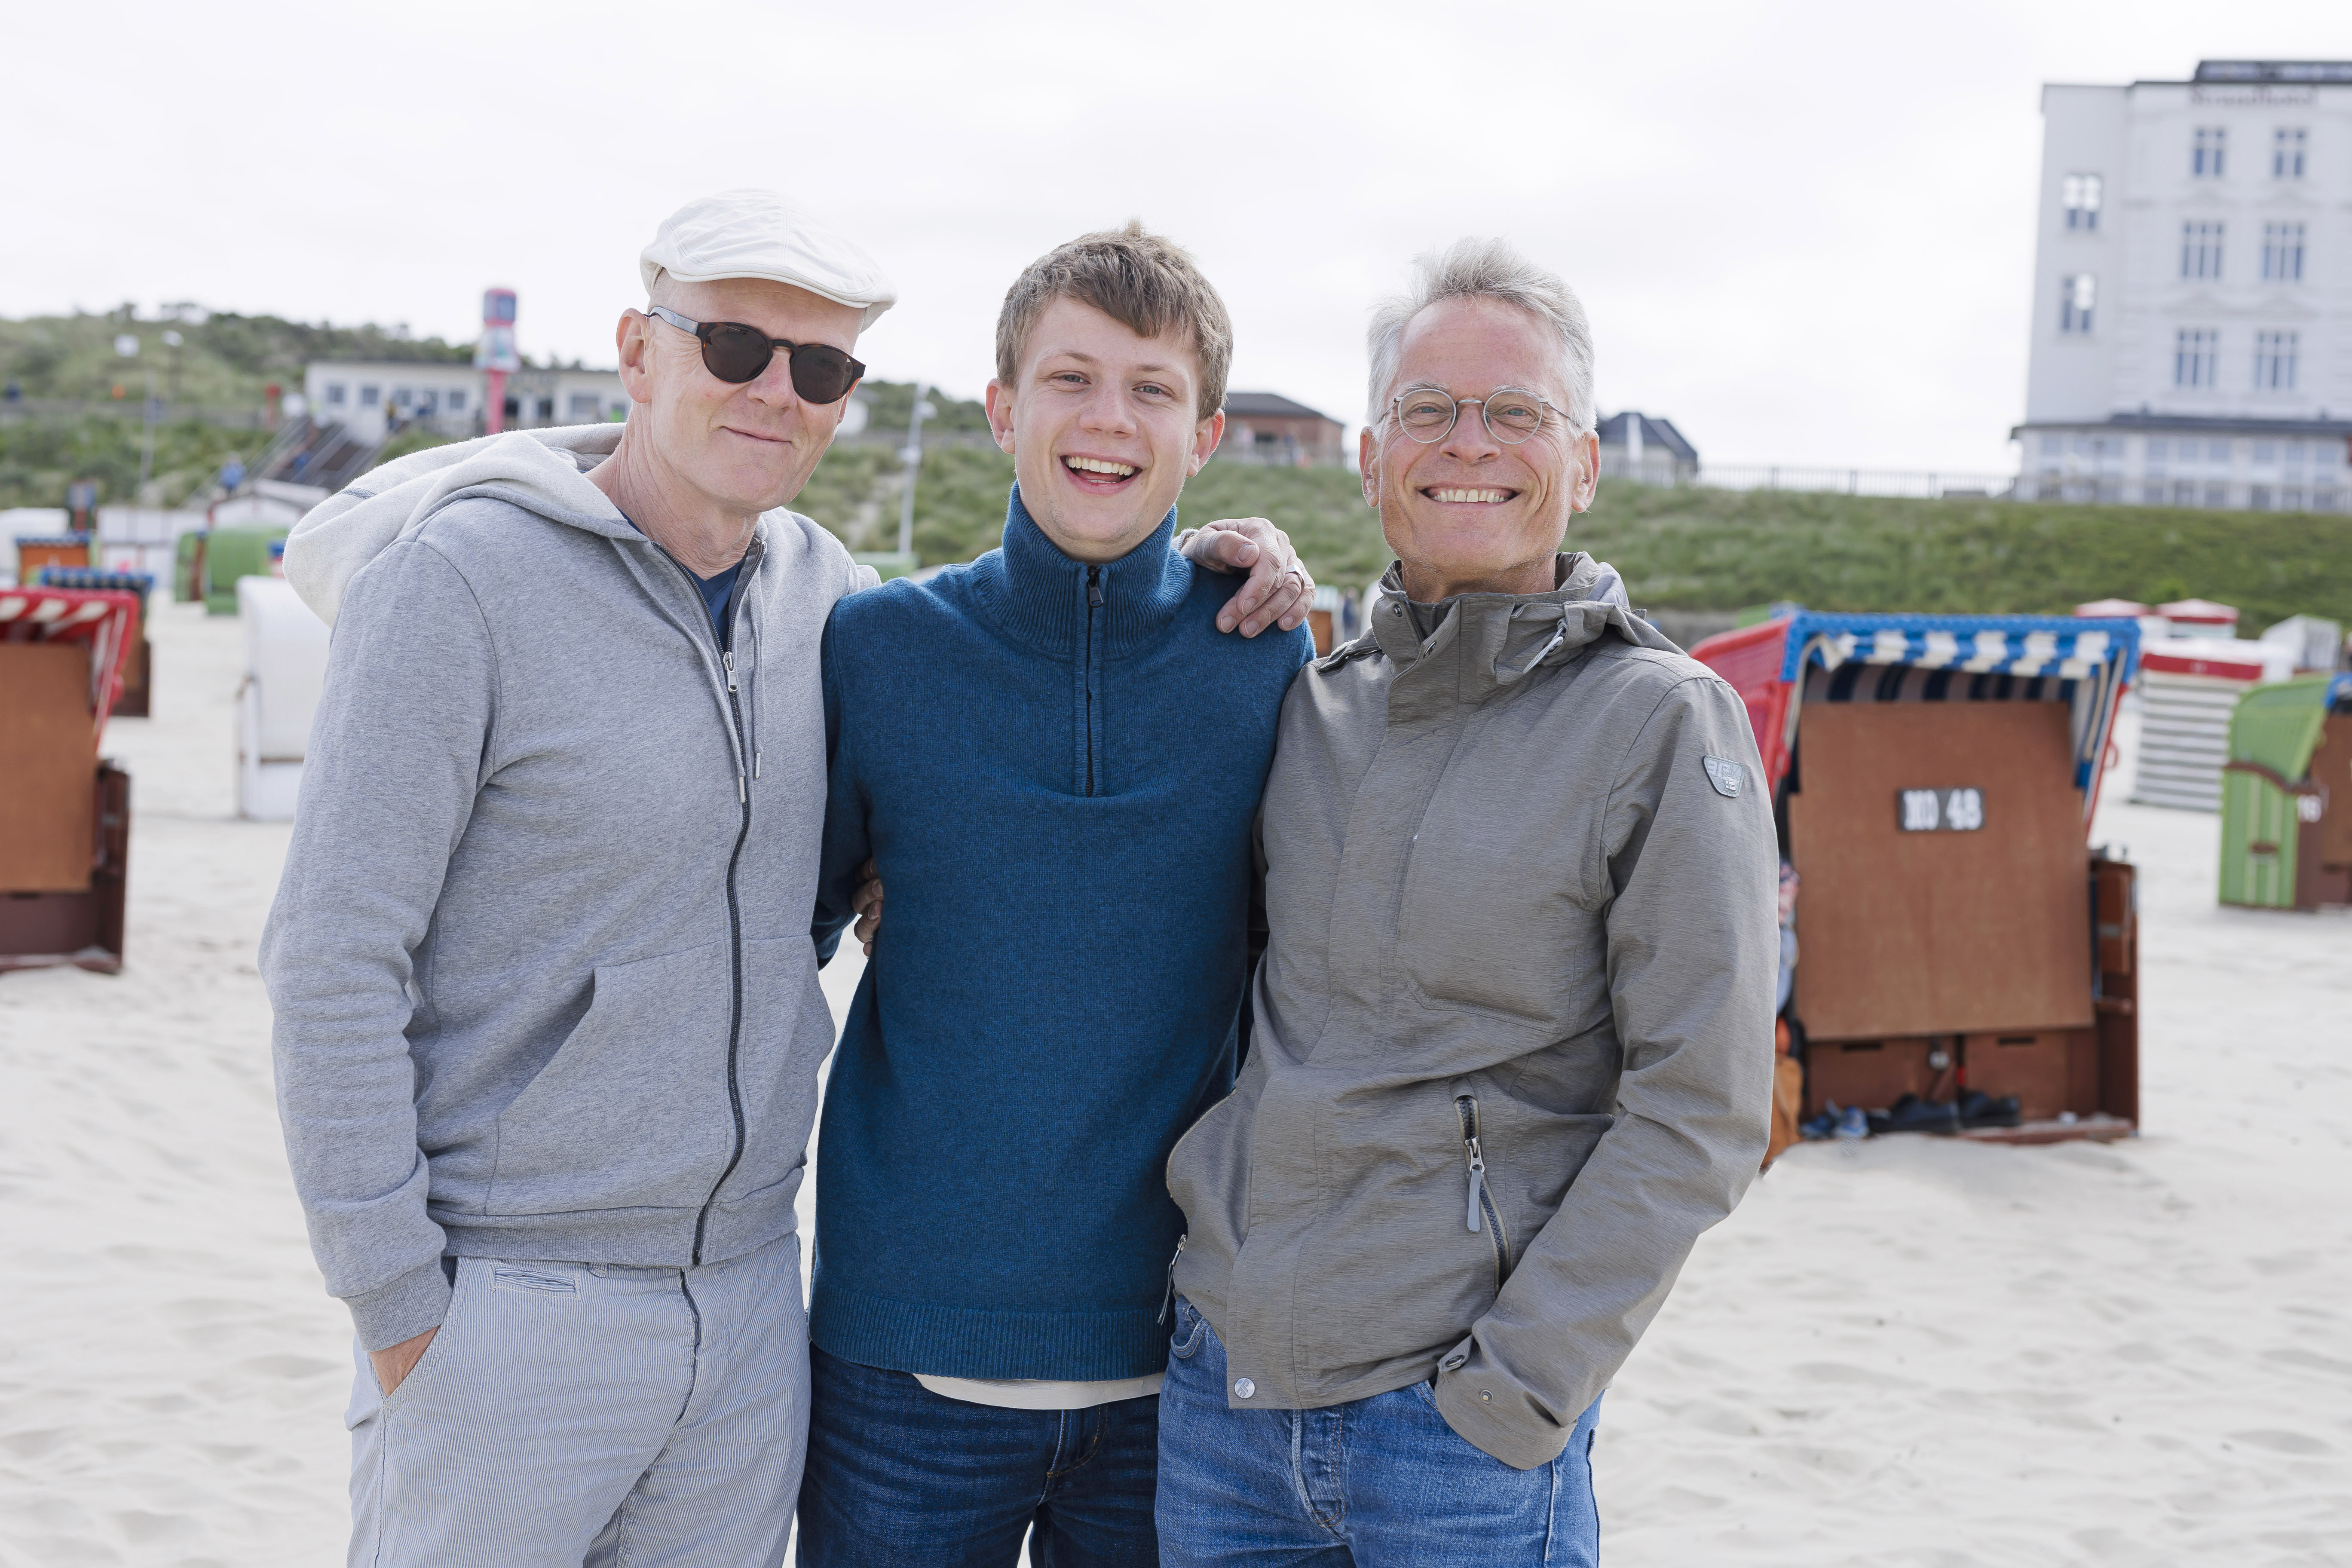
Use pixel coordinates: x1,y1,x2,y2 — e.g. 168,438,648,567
796,224,1315,1565
263,190,1312,1568
1155,239,1779,1566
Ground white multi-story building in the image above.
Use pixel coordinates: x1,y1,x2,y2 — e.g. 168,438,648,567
303,362,627,442
2017,60,2352,511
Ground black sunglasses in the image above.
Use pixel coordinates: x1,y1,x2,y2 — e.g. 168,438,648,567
646,305,865,403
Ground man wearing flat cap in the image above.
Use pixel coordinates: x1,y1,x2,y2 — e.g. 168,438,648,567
265,191,1307,1565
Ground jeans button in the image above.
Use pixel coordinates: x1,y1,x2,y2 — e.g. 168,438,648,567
1234,1378,1256,1399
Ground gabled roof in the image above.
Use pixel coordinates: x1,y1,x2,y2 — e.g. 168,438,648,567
1223,392,1336,423
1595,411,1699,462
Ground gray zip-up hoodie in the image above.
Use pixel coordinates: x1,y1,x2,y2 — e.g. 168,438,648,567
1167,554,1777,1470
262,426,873,1350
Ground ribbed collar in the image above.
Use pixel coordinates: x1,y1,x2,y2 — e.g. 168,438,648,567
975,486,1190,660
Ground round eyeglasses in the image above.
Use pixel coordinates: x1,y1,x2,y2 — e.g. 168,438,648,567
1389,385,1571,445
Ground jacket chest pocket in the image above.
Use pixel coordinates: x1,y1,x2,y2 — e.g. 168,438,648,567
1394,798,1598,1028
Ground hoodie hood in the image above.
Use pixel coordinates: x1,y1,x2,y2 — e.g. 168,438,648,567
284,423,638,624
1340,551,1673,694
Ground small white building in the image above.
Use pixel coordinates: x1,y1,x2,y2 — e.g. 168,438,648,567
304,362,628,441
2017,61,2352,511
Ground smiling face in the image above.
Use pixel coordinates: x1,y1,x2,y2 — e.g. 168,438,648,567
1360,295,1599,602
985,296,1224,564
621,274,865,517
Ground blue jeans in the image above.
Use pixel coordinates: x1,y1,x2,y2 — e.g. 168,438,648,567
1155,1299,1600,1568
796,1345,1161,1567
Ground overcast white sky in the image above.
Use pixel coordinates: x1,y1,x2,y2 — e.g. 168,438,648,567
7,0,2350,472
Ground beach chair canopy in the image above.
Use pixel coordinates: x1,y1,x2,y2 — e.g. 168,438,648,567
0,587,142,746
2229,674,2352,784
1690,611,2142,827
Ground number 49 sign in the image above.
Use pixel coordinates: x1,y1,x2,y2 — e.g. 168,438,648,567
1898,787,1985,833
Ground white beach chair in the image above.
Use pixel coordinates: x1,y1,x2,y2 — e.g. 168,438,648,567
236,577,330,821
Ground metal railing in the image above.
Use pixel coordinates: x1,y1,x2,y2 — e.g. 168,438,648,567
0,397,273,429
1684,464,2017,500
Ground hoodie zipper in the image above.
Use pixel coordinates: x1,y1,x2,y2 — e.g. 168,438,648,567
1084,566,1103,797
1456,1095,1507,1290
635,546,753,1269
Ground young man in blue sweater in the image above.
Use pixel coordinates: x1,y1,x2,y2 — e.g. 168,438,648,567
797,225,1314,1565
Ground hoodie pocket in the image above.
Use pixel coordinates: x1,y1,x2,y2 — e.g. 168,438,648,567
487,942,735,1216
709,936,830,1204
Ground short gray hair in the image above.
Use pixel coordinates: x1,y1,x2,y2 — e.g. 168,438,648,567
1365,238,1595,436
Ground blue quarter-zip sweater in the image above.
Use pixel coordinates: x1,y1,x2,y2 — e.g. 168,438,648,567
809,488,1312,1381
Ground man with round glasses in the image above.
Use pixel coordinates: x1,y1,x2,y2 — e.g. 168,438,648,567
1157,238,1778,1565
263,190,1309,1567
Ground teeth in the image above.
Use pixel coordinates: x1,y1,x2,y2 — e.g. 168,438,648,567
1066,456,1137,477
1430,488,1510,503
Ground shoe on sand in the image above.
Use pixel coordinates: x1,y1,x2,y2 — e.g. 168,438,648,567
1957,1089,2023,1129
1799,1105,1840,1141
1834,1105,1869,1140
1866,1093,1960,1136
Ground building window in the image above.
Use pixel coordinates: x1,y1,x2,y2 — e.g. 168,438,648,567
2318,487,2343,512
2174,328,2218,387
2147,438,2168,462
2142,483,2167,505
2180,221,2225,279
2274,127,2307,178
2254,331,2299,390
447,389,468,412
2261,222,2306,281
2283,487,2304,511
359,385,381,407
2041,434,2062,457
325,383,347,407
2174,480,2198,506
2193,127,2227,176
566,392,602,421
2058,273,2096,333
2253,441,2276,464
2062,173,2103,231
2251,485,2273,510
418,389,439,414
2205,483,2230,507
2209,441,2233,463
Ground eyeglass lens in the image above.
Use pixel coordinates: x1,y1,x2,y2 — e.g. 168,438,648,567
698,322,863,403
1395,388,1550,444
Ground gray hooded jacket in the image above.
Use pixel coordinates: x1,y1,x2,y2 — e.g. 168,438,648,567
1167,554,1777,1470
262,426,873,1350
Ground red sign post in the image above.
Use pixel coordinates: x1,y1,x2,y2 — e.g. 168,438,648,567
477,288,520,434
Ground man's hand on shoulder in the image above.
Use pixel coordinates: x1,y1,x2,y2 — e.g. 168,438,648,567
1178,518,1314,637
369,1325,437,1396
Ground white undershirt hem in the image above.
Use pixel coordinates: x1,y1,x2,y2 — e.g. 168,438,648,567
913,1373,1167,1411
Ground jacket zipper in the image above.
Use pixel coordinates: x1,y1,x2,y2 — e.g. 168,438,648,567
1084,566,1102,796
1158,1234,1186,1325
1456,1095,1507,1289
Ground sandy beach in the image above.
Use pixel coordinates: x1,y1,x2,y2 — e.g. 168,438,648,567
3,600,2346,1568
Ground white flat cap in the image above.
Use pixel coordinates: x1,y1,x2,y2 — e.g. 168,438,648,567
640,189,897,333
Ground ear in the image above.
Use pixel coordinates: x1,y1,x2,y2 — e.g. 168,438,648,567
1359,426,1379,509
984,379,1016,455
614,311,654,405
1186,408,1226,476
1571,428,1600,513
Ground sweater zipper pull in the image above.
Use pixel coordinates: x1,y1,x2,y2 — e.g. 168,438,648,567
1158,1234,1185,1324
723,650,739,693
1464,1137,1488,1234
1087,567,1103,608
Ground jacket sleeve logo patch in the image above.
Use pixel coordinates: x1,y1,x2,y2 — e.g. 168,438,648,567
1702,755,1745,798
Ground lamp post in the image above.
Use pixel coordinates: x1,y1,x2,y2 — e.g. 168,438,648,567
115,333,158,499
897,383,935,558
477,288,520,435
